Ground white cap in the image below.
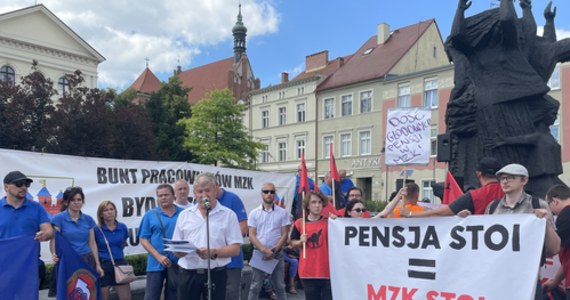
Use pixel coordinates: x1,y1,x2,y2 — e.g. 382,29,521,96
496,163,529,177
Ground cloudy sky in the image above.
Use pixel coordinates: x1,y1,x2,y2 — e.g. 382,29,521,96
1,0,569,91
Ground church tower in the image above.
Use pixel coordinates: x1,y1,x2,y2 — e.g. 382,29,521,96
232,4,247,63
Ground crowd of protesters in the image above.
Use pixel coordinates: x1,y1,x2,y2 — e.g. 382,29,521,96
2,158,570,299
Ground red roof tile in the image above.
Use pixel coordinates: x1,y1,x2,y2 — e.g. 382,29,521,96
128,67,161,94
317,19,435,91
178,57,234,104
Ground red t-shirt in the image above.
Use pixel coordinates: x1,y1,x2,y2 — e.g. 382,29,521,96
293,217,330,279
471,182,504,214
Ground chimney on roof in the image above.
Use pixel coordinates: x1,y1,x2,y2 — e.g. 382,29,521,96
377,23,390,45
306,50,328,72
281,72,289,83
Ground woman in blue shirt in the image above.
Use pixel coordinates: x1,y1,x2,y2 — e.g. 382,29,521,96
50,187,104,285
95,200,132,300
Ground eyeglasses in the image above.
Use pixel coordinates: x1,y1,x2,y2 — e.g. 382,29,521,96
13,181,31,188
498,175,518,182
352,208,367,213
262,190,276,195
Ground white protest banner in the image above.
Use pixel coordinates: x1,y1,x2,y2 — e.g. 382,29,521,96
329,215,545,300
0,149,296,261
385,107,431,165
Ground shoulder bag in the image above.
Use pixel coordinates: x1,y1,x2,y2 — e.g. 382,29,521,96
98,226,136,284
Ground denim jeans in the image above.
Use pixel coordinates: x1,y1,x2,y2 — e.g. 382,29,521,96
144,269,176,300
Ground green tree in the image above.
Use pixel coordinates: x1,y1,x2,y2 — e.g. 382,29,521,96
50,70,158,159
0,60,56,151
145,75,192,161
178,89,264,169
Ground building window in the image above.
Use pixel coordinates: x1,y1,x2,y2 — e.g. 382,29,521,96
422,180,436,203
548,64,561,90
278,107,287,125
261,143,270,163
323,135,333,158
297,87,305,95
341,95,353,116
359,131,371,155
296,139,306,159
340,133,352,157
324,98,335,119
278,141,287,161
0,65,15,84
262,95,268,103
297,103,306,122
397,83,411,108
431,126,437,156
261,110,269,128
57,76,70,95
279,91,286,99
360,91,372,113
424,78,438,109
551,115,560,142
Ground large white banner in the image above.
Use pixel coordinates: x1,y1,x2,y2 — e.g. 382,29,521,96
385,108,431,165
0,149,296,261
329,215,545,300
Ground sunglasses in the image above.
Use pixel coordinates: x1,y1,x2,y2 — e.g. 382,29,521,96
352,208,367,213
13,181,31,188
262,190,276,194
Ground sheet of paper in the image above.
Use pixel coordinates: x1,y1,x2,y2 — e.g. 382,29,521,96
249,249,279,274
163,239,197,253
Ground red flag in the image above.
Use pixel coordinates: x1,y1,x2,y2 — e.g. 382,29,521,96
329,144,340,181
443,171,464,204
298,153,310,195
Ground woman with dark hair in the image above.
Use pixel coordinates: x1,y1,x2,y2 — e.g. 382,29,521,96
343,200,367,218
290,190,332,300
49,186,103,296
94,200,132,300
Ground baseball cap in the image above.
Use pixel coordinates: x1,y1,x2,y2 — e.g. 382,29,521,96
477,157,501,175
3,171,33,184
495,164,529,177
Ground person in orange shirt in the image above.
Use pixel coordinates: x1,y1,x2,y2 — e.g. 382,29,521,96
386,182,424,218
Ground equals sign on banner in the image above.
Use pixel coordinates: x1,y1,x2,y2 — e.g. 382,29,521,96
408,258,436,280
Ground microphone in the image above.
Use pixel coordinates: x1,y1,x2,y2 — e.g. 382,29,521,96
203,197,211,210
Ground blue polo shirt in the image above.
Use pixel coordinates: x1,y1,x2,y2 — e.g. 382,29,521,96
51,210,97,256
319,183,333,196
94,222,130,260
138,206,182,272
218,189,247,269
0,197,50,239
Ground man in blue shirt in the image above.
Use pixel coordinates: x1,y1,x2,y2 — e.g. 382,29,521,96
339,169,355,206
319,172,333,196
0,171,53,297
216,182,247,300
0,170,52,240
139,184,183,300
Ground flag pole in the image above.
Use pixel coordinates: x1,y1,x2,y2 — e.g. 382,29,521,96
302,191,306,258
332,179,336,209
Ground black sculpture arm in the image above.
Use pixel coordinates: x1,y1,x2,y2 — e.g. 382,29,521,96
519,0,537,56
543,1,557,42
450,0,471,42
500,0,519,46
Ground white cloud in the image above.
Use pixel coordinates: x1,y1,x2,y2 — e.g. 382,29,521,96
537,26,570,40
284,62,305,80
0,0,280,90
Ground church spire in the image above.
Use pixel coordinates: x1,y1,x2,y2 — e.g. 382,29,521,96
232,4,247,63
